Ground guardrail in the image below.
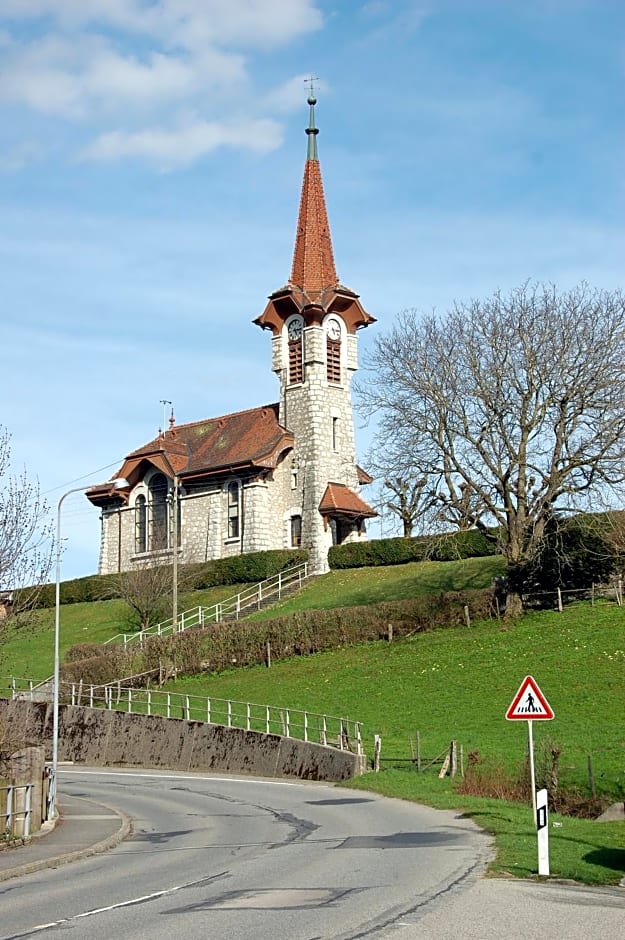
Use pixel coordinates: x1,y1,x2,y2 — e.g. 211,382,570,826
1,677,363,756
1,783,32,839
105,561,311,649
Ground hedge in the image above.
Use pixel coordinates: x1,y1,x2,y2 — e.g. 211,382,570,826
20,548,309,611
328,529,497,569
62,587,497,685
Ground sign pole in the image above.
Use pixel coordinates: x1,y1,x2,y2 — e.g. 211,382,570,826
506,675,555,877
528,719,536,821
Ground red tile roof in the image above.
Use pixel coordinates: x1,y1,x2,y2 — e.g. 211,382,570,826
319,482,377,518
87,404,294,504
254,106,375,336
290,157,338,297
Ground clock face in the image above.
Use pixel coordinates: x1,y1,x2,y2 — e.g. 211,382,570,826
326,319,341,341
288,318,303,341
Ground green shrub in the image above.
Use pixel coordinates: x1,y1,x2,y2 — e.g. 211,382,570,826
17,549,309,611
118,586,496,679
329,530,497,569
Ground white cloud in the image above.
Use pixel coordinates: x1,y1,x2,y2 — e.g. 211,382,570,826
82,117,283,168
0,0,323,165
0,1,323,49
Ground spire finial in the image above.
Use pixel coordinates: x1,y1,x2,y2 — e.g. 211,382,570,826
305,76,319,160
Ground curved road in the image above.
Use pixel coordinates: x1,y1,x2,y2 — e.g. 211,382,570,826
0,767,490,940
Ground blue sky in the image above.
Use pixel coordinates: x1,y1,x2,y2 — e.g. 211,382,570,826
1,0,623,580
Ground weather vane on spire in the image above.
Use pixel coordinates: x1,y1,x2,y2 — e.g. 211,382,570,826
305,75,319,100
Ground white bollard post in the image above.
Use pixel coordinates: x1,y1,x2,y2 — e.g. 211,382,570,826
536,787,550,876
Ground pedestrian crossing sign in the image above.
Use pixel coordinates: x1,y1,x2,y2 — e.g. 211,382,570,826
506,675,554,720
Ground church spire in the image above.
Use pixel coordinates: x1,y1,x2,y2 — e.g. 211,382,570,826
289,93,338,294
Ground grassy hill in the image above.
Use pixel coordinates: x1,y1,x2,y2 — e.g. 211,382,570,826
1,553,623,884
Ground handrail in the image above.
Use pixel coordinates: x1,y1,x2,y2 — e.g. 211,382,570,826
105,561,310,649
1,676,363,756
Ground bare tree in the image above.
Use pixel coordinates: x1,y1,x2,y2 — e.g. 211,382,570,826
103,558,174,632
0,426,53,617
359,283,625,615
382,476,433,537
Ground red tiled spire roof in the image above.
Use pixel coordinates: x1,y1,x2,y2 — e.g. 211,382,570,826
254,96,375,335
290,95,338,294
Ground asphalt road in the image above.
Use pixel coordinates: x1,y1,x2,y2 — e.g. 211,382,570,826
1,768,623,939
0,767,490,940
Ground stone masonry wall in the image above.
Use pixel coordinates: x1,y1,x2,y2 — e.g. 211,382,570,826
0,700,366,782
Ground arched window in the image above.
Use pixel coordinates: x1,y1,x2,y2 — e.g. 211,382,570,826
290,514,302,547
227,481,240,539
149,473,169,550
325,317,342,384
135,494,147,553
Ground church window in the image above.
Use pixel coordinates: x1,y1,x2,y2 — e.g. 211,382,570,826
227,481,240,539
135,495,147,552
291,467,298,490
326,338,341,384
332,416,339,451
149,473,169,550
288,338,303,384
291,515,302,547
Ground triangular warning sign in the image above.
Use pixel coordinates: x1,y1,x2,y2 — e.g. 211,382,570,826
506,675,554,720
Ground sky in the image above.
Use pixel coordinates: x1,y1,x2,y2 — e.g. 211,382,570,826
1,0,623,580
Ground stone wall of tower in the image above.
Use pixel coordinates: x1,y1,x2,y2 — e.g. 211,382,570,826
274,322,364,575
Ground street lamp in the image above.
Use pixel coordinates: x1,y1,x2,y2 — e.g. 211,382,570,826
50,477,128,817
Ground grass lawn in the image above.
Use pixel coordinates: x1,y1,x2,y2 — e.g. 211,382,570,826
249,554,506,619
0,583,251,678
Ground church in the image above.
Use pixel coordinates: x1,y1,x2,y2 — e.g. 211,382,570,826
87,95,377,576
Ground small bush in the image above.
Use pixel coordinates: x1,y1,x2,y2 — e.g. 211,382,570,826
329,530,497,570
16,549,309,611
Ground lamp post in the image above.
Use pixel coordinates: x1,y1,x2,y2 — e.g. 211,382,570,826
50,477,128,817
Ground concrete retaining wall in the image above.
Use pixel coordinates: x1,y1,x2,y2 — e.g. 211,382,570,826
0,699,365,782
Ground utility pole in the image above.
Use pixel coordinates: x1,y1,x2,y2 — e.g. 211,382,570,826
172,475,179,631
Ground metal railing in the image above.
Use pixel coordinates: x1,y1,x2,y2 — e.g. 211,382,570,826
1,783,32,839
1,677,363,756
105,561,311,649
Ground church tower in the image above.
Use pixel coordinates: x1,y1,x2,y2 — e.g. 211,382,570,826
254,94,376,573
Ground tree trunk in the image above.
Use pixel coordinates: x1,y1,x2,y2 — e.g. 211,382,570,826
505,590,523,619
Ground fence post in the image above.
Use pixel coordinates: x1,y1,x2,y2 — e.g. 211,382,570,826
463,605,471,627
266,705,270,734
321,715,327,746
304,711,308,742
450,739,457,777
355,722,363,756
246,703,251,731
557,587,563,613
